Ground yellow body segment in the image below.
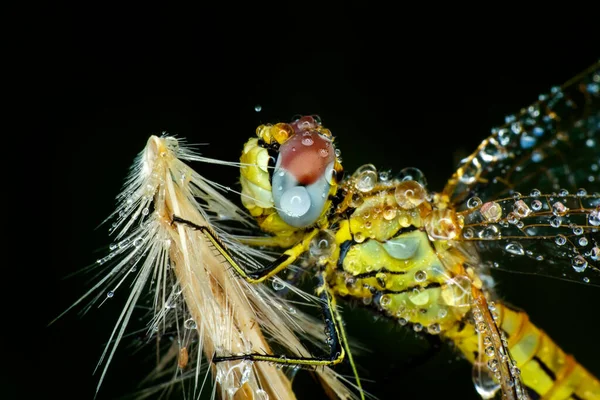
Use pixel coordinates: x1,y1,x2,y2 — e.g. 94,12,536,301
499,305,599,399
447,304,600,399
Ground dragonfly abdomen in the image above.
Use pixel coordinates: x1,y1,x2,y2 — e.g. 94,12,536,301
447,303,600,400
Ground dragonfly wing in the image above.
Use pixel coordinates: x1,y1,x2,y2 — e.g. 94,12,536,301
454,193,599,285
443,63,600,285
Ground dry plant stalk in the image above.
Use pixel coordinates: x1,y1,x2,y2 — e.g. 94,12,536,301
58,134,358,400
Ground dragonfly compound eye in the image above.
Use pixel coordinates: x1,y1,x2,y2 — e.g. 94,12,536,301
272,126,336,228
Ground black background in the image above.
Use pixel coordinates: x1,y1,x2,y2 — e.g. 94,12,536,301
41,5,599,400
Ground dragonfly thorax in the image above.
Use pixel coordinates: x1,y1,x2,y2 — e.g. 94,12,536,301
319,170,472,333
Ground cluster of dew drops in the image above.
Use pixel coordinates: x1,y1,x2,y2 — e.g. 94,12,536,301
301,163,431,264
462,187,599,282
351,165,430,233
310,163,456,336
472,300,526,399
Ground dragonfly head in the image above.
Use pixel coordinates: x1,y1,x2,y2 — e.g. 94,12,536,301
240,115,344,234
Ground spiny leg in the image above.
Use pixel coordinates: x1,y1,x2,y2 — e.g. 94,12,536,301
172,215,364,399
172,215,316,283
213,273,364,399
329,281,364,400
212,275,344,366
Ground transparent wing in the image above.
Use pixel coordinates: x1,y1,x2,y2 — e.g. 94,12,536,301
443,62,600,285
456,193,599,285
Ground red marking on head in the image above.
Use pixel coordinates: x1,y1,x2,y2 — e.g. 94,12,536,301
279,131,335,185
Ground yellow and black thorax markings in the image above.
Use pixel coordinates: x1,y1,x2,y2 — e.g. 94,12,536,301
324,186,471,333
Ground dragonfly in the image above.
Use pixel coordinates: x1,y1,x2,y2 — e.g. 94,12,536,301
171,62,600,399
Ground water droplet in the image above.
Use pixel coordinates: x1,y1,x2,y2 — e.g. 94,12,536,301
530,189,541,197
555,235,567,246
413,323,423,332
301,136,314,146
272,279,285,291
550,216,562,228
591,246,599,261
438,308,448,318
520,134,536,149
355,170,377,192
383,207,397,220
379,294,392,308
427,323,441,334
479,224,500,240
589,209,600,226
532,126,544,137
579,237,588,246
142,208,150,216
507,212,519,225
467,197,482,209
424,208,460,240
516,221,524,229
309,230,337,258
572,256,588,273
398,317,407,326
552,201,568,216
414,270,427,282
254,104,262,112
513,200,531,218
396,167,428,186
531,199,542,211
480,202,502,222
473,362,501,399
577,188,587,197
531,151,544,163
442,275,472,307
485,346,495,357
505,242,524,256
488,359,499,372
395,180,426,209
350,193,364,208
476,322,487,333
107,291,115,298
463,228,474,239
133,237,144,247
383,236,419,259
379,170,390,181
354,232,365,243
184,318,197,329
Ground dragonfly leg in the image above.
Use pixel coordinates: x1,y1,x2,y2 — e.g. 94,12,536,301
172,215,316,284
213,273,365,399
212,275,344,365
172,216,365,398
